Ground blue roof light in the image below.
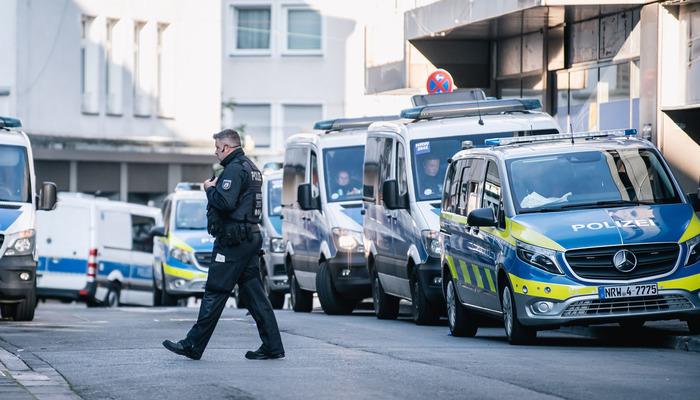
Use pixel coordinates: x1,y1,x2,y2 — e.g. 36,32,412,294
0,116,22,128
313,119,335,131
624,128,637,136
313,115,398,132
400,107,422,120
482,129,640,147
484,138,502,146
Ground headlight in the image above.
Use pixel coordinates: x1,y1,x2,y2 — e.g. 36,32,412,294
270,238,285,253
421,230,441,258
4,229,35,256
332,228,363,252
170,247,194,265
685,234,700,266
516,241,563,275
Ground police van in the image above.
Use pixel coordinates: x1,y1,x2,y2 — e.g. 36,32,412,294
260,169,287,308
0,116,56,320
440,129,700,344
282,116,396,314
363,94,560,324
36,193,161,307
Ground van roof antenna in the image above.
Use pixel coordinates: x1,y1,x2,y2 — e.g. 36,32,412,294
472,89,484,126
569,122,574,145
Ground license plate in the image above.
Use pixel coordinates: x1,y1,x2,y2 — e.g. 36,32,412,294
599,283,658,299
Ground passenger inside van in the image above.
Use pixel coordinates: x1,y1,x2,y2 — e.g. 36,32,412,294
333,170,362,199
419,157,443,196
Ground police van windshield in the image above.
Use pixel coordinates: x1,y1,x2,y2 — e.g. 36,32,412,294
0,145,31,203
324,146,364,202
411,130,558,201
268,179,282,216
175,199,208,230
507,149,681,214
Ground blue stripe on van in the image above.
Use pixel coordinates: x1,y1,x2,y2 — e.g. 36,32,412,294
0,209,21,230
38,257,88,274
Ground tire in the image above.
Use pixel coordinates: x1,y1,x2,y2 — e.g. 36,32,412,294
289,264,313,313
104,282,121,308
446,280,478,337
263,276,285,309
160,266,178,307
371,269,399,320
316,260,356,315
411,274,440,325
0,303,17,319
153,278,163,307
501,284,536,345
14,289,37,321
687,316,700,335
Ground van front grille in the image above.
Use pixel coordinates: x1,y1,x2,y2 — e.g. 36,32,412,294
565,243,679,280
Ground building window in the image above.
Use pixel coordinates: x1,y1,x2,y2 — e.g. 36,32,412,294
81,15,99,114
157,23,175,118
133,21,152,117
106,19,124,116
282,104,322,141
284,7,322,53
231,104,271,148
233,6,271,54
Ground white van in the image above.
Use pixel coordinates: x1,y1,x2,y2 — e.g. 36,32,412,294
36,193,162,306
0,116,56,321
363,95,561,324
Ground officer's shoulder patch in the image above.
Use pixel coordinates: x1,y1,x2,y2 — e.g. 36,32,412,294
222,179,232,190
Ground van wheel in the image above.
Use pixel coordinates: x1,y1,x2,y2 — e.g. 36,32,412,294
501,284,536,345
446,280,478,337
153,277,163,307
160,266,178,306
0,304,16,319
105,283,121,308
316,260,355,315
289,266,312,312
14,290,37,321
262,274,285,309
372,270,399,319
411,275,439,325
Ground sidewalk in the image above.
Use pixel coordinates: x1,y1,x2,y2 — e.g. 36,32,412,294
0,339,81,400
560,320,700,352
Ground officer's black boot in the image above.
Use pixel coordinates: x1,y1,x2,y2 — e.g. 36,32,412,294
162,340,202,360
245,346,285,360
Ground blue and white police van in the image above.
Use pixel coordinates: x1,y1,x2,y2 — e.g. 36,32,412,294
152,183,214,306
282,116,396,314
260,169,287,309
440,129,700,344
36,193,161,307
0,116,56,320
363,93,560,324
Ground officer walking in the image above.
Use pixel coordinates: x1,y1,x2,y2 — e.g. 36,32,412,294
163,129,285,360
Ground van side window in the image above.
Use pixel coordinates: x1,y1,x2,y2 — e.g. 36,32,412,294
482,160,504,229
363,136,382,201
396,142,408,197
465,159,486,217
457,164,471,216
442,161,457,212
132,215,156,253
162,199,171,234
282,147,308,207
310,151,320,198
377,138,394,205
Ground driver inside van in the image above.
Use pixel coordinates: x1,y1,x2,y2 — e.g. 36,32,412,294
331,169,361,200
421,157,443,196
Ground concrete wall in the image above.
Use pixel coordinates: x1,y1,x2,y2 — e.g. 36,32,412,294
0,0,18,116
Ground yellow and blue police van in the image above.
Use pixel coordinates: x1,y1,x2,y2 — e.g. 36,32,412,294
440,129,700,344
152,183,214,306
259,169,287,309
363,93,560,325
0,116,56,320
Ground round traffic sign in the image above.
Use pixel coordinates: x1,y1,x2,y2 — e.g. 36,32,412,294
426,69,454,94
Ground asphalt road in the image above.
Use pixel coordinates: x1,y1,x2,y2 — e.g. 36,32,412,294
0,301,699,400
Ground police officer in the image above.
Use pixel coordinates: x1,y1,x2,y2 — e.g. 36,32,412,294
163,129,285,360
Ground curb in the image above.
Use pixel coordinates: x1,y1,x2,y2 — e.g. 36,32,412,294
0,338,82,400
559,324,700,353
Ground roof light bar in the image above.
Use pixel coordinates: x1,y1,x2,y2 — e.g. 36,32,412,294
483,128,637,146
411,89,486,106
175,182,204,192
401,98,541,120
313,115,397,132
0,116,22,128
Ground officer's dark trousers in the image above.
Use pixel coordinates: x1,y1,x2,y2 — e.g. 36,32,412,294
183,232,284,357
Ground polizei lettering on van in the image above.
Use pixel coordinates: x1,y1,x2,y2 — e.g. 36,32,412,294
571,219,657,232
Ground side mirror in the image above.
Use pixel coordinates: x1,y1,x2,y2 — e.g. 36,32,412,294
38,182,57,211
149,226,166,238
467,207,497,227
297,184,320,211
687,192,700,212
382,180,408,210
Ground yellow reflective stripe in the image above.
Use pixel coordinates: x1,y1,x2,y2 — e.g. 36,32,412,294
508,273,597,300
658,273,700,292
445,255,458,279
471,263,484,289
484,269,497,293
163,264,207,280
679,214,700,243
442,212,468,225
480,218,517,246
510,220,565,252
458,259,471,284
168,234,194,252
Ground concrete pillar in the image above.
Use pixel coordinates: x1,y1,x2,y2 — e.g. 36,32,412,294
69,161,78,192
120,163,128,202
168,164,182,193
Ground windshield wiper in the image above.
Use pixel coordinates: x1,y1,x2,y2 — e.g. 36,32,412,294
522,199,654,214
